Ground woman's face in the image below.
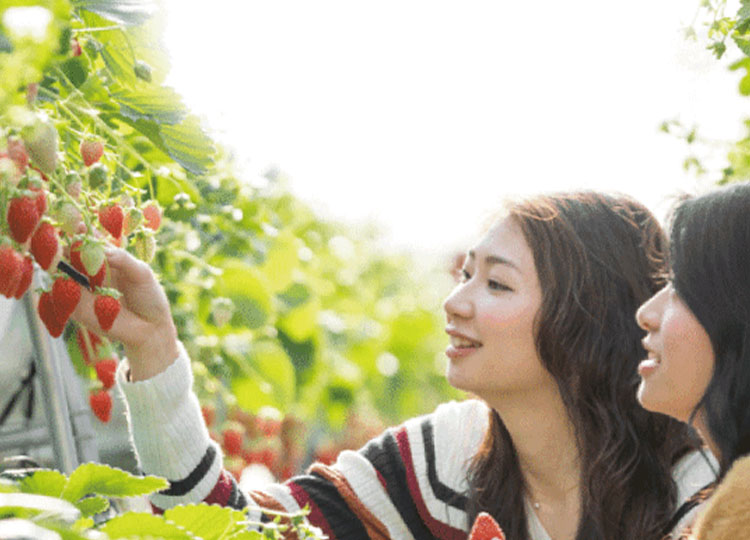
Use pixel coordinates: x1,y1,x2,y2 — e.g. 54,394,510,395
635,284,715,423
442,217,555,400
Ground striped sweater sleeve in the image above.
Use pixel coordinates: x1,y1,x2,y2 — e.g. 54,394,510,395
117,343,490,539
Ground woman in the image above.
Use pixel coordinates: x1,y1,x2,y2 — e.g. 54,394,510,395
636,181,750,539
73,191,714,540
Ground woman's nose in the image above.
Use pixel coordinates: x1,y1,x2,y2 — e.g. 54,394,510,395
443,283,473,321
636,286,667,331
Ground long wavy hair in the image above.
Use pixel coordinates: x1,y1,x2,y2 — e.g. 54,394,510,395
669,182,750,477
465,192,700,540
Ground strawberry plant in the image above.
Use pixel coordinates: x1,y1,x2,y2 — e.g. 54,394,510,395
1,0,458,528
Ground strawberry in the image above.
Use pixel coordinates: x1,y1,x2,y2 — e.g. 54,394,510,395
58,203,82,236
468,512,506,540
26,83,39,104
89,389,112,423
0,246,23,298
222,427,244,457
64,172,82,199
51,276,81,321
95,357,118,389
37,290,65,338
30,186,47,215
21,116,58,175
98,204,124,239
7,195,41,244
201,404,216,428
7,137,29,171
13,256,34,299
76,328,102,364
93,293,120,331
71,38,82,57
30,222,60,270
142,202,162,231
0,155,22,185
123,207,142,236
80,139,103,167
132,231,155,262
88,163,107,189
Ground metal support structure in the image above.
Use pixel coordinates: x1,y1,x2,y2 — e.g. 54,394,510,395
22,280,79,474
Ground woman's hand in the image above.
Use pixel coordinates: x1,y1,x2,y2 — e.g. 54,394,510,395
71,247,179,381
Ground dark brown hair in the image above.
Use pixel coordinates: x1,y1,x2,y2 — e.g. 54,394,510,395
466,192,699,540
669,181,750,476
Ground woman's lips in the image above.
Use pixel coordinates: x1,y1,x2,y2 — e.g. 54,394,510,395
638,357,660,376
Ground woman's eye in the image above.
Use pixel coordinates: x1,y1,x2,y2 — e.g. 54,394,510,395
460,269,471,282
488,280,511,291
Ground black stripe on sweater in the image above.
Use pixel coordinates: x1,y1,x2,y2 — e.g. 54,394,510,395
160,444,217,497
421,419,468,510
226,474,248,510
291,472,372,540
361,429,436,540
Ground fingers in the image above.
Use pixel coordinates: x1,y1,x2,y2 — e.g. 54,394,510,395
70,284,146,346
104,248,154,285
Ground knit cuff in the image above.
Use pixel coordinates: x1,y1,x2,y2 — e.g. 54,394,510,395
116,342,221,484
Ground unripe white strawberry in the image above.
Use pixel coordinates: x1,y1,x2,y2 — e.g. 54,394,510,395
132,231,155,262
57,203,82,236
80,242,105,276
123,207,143,236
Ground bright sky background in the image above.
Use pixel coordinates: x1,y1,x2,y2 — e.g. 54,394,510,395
162,0,747,260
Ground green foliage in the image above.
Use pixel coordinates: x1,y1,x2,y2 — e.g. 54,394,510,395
1,463,324,538
673,0,750,185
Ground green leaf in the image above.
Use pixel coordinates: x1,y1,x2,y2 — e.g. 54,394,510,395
0,492,80,522
163,504,247,540
737,0,750,34
120,115,215,175
99,512,193,539
215,262,273,329
733,34,750,56
72,0,157,26
59,57,88,87
278,283,312,308
75,495,109,517
235,341,296,408
60,463,168,503
19,470,67,498
111,86,187,124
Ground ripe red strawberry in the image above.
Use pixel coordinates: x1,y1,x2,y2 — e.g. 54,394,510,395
98,204,124,239
37,290,65,338
26,83,39,104
95,357,118,389
0,245,23,298
468,512,506,540
89,389,112,423
30,222,60,270
51,276,81,321
7,195,41,244
30,186,47,215
71,38,82,57
222,428,243,457
80,139,103,167
93,294,120,331
7,137,29,171
13,256,34,299
142,203,161,231
76,328,102,364
201,404,216,428
0,246,23,298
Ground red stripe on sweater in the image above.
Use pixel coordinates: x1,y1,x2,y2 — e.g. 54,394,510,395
203,469,234,506
395,426,466,540
288,481,338,540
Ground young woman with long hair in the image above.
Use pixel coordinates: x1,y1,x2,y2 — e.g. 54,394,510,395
73,191,714,540
636,181,750,539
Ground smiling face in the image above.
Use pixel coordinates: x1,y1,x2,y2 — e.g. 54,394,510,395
442,217,556,401
635,284,716,423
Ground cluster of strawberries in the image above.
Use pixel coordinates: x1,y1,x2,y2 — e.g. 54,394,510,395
2,131,162,424
76,328,118,423
203,404,305,482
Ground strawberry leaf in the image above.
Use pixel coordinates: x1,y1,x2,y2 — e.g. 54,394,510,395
99,512,193,539
19,470,68,498
60,463,167,503
163,504,247,540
